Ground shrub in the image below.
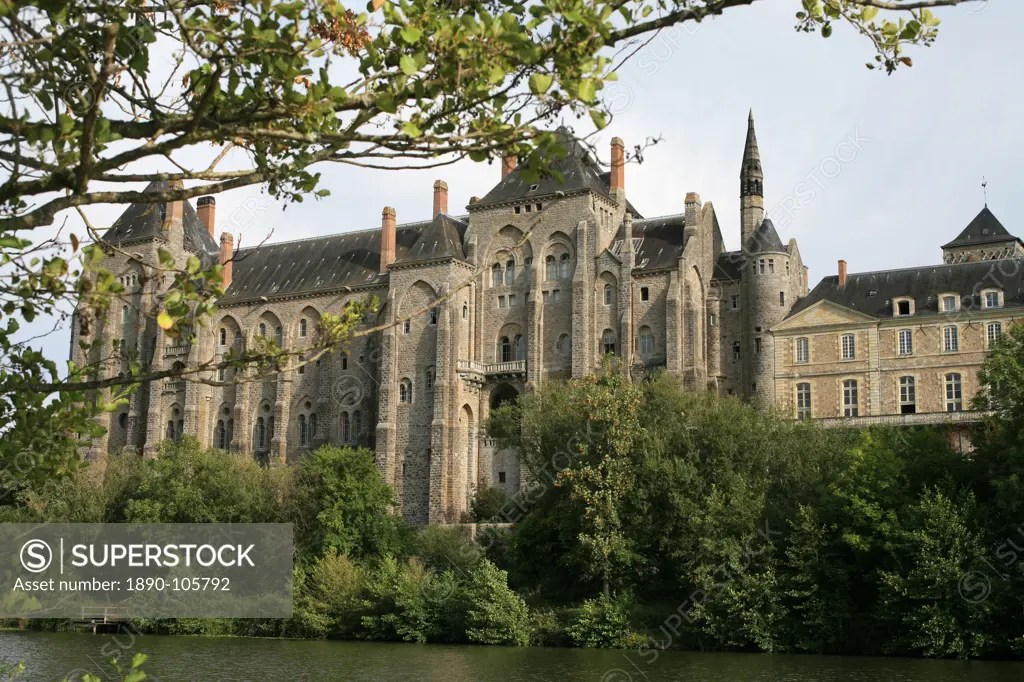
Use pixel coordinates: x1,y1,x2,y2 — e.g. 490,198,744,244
460,560,531,646
470,486,512,522
414,525,480,576
358,556,438,643
566,594,640,648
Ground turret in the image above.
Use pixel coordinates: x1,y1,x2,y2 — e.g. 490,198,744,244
740,109,764,249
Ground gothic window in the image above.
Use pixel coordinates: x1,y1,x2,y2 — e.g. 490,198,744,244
492,263,503,287
843,379,859,417
462,304,468,320
216,419,226,449
545,255,557,280
733,342,741,361
429,307,438,325
638,326,655,356
604,284,614,306
945,373,963,412
796,337,809,364
601,329,616,356
275,326,283,346
796,383,811,420
899,376,916,414
898,329,913,356
514,335,525,361
268,416,275,442
309,413,318,442
505,260,515,285
426,366,435,391
219,327,227,346
524,257,532,279
557,334,571,358
259,323,266,337
353,411,361,442
298,414,307,446
988,322,1003,346
841,333,855,360
299,318,307,337
944,326,959,352
403,319,411,334
499,336,512,363
341,412,350,443
256,417,266,450
559,253,571,279
399,378,412,403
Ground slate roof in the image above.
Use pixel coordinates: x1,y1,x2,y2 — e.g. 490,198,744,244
102,181,220,264
942,207,1021,249
474,128,641,217
787,259,1024,320
744,218,785,254
218,214,469,305
632,215,686,270
715,251,744,281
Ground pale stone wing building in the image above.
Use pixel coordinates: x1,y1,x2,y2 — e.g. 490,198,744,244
73,112,813,524
772,206,1024,444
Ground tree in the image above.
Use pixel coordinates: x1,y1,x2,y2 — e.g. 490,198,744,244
0,0,975,491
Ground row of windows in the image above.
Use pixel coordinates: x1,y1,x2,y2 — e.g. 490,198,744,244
726,292,786,310
402,308,439,334
793,323,1004,364
894,290,1003,317
752,258,790,276
795,373,965,419
398,368,436,404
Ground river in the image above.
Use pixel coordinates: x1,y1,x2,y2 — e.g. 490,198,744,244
1,631,1022,681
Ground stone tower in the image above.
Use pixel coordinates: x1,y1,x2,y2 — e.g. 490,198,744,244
740,109,764,246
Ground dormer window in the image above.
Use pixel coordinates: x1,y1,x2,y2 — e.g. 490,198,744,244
529,184,539,192
940,294,959,313
982,289,1003,309
893,297,914,317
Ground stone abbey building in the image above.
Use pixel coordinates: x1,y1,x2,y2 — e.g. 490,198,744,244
74,112,1021,523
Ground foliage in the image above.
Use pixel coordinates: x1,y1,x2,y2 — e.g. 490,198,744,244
565,593,640,648
470,486,511,522
459,560,532,646
413,525,481,577
357,555,439,643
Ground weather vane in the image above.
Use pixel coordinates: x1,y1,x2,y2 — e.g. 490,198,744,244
982,177,988,207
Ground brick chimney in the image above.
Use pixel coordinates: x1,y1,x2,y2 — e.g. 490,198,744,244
610,137,625,194
197,196,216,238
501,155,517,180
838,259,847,288
684,192,701,226
433,180,448,217
380,207,396,275
219,232,234,290
163,179,184,231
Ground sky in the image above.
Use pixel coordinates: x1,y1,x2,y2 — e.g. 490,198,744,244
25,0,1024,366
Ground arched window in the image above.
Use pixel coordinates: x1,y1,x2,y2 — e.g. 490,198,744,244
499,336,512,363
638,326,654,355
256,417,266,450
429,307,438,325
505,259,515,285
298,414,307,446
514,335,525,361
341,412,350,443
545,255,557,281
309,413,318,441
299,318,307,337
122,306,130,325
462,304,468,320
524,257,532,279
557,334,571,358
559,253,571,279
268,416,275,441
353,411,361,443
399,379,412,404
604,284,613,306
492,263,503,287
219,327,227,346
426,366,435,391
216,420,226,449
259,322,266,338
602,329,616,356
275,326,283,346
228,419,234,446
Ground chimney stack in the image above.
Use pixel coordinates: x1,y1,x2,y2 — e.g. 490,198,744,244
684,192,701,226
163,179,184,231
501,155,517,180
433,180,448,217
380,207,396,275
610,137,625,193
838,259,847,288
219,233,234,291
197,196,216,238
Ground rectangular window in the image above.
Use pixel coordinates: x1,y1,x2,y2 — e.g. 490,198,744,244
553,290,561,303
769,259,775,274
841,334,855,360
754,337,762,354
945,373,963,412
218,367,226,382
498,296,506,308
898,329,913,356
731,295,740,310
942,295,957,312
985,291,1001,308
897,300,911,316
988,321,1003,346
640,287,650,301
732,343,741,361
403,319,411,334
542,291,550,304
944,326,958,352
780,291,785,306
899,376,916,414
796,383,811,420
843,380,859,417
498,471,506,484
796,337,809,364
759,259,766,274
508,294,516,307
709,313,716,327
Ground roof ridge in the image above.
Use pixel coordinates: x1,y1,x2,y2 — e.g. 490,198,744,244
826,257,1024,279
235,215,469,251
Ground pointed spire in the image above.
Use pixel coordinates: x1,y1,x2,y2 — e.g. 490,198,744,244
741,109,763,198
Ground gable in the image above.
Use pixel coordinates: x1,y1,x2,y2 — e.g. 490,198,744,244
772,299,876,333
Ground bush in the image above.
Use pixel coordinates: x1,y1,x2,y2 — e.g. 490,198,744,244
298,552,365,638
470,486,512,522
414,525,481,576
460,560,531,646
566,594,640,648
358,556,439,643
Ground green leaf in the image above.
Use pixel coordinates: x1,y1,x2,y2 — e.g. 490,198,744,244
590,110,608,130
529,73,553,95
578,79,597,102
400,26,421,43
488,66,505,84
861,6,879,22
402,121,422,137
399,55,417,75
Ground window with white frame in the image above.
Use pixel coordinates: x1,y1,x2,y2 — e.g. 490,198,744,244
841,333,856,360
983,289,1002,308
796,337,809,364
842,379,859,417
638,326,655,356
944,326,958,352
987,321,1003,346
899,376,916,414
894,298,914,316
945,373,962,412
941,295,958,313
796,383,811,420
898,329,913,356
731,295,740,310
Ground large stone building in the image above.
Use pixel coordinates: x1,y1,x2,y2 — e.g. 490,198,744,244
73,111,1018,523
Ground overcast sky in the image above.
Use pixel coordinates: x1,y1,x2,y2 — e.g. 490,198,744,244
31,0,1023,365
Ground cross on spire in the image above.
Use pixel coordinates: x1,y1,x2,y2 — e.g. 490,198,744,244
982,177,988,207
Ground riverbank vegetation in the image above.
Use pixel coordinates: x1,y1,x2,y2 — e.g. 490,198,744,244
4,327,1024,659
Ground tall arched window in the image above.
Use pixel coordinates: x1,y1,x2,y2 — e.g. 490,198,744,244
399,378,412,404
638,326,654,355
514,334,525,360
298,414,307,446
299,318,307,337
426,366,435,391
353,411,361,443
499,336,512,362
557,334,571,358
505,259,515,285
256,417,266,450
275,326,283,346
524,257,532,280
268,416,275,442
122,306,129,325
602,329,616,356
216,420,226,449
341,412,350,443
545,255,557,280
492,263,503,287
604,284,613,306
259,322,266,337
462,304,468,320
309,413,318,441
559,253,571,279
219,327,227,346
